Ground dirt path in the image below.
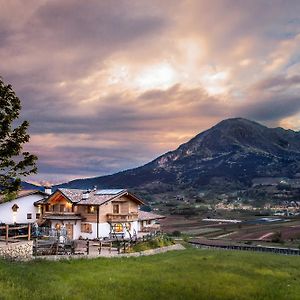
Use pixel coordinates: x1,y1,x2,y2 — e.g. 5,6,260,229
258,232,274,240
213,231,237,239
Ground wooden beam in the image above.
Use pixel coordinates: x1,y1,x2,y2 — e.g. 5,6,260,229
96,206,99,239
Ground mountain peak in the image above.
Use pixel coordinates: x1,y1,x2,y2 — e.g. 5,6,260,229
214,117,266,130
58,118,300,193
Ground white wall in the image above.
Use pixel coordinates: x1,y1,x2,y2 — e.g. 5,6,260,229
131,221,139,236
74,221,137,240
79,222,111,240
0,194,44,224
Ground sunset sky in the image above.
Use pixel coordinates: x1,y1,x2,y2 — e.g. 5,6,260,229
1,0,300,184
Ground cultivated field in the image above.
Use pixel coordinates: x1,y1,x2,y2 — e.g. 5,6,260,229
161,214,300,248
0,248,300,299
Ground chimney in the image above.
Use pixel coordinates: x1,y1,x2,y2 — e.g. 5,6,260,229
44,186,52,195
82,190,90,199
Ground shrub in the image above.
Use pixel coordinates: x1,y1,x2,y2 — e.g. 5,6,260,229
172,230,181,237
271,231,283,243
132,236,174,252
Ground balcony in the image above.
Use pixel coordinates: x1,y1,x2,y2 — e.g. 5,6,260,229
43,211,83,221
107,212,138,222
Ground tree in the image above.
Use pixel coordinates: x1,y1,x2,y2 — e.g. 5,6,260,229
0,77,37,196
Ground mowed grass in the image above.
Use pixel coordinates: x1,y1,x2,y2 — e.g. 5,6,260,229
0,249,300,300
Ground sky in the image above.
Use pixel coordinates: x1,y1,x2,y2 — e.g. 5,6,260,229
1,0,300,184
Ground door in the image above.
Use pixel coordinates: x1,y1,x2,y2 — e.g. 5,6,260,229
65,224,74,240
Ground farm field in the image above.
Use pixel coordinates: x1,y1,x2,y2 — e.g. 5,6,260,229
161,215,300,248
1,248,300,299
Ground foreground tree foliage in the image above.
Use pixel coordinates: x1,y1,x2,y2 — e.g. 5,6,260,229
0,77,37,197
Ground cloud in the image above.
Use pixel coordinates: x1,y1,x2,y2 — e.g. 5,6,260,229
253,75,300,91
1,0,300,182
235,96,300,122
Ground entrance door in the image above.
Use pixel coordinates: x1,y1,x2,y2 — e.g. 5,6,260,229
66,224,74,240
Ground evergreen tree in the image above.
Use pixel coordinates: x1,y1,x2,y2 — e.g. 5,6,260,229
0,77,37,196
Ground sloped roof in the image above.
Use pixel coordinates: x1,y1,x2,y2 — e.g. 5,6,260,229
43,188,145,206
0,190,46,204
138,210,165,221
59,188,85,203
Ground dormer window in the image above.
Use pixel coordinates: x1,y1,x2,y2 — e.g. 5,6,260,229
12,204,19,212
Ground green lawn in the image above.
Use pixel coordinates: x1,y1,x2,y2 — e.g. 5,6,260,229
0,248,300,300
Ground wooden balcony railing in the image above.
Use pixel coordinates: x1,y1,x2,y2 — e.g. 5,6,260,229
43,212,82,220
107,212,138,222
44,212,78,216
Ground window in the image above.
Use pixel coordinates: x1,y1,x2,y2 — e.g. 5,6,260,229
81,223,92,233
60,204,65,212
27,213,32,220
36,213,41,219
87,206,96,214
113,204,120,214
113,223,123,232
12,204,19,212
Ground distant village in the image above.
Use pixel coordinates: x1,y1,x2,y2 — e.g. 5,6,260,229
148,177,300,218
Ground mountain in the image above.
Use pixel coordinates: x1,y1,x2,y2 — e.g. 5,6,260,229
0,181,41,192
57,118,300,195
21,181,42,191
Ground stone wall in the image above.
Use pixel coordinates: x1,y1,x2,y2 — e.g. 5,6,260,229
34,243,185,260
0,241,33,261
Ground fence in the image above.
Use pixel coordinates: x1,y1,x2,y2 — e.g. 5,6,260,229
0,224,31,244
33,239,89,256
31,226,67,241
189,239,300,256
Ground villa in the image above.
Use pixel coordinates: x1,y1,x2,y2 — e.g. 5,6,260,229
0,187,164,240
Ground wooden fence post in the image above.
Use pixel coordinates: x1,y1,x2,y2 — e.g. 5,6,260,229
86,239,89,255
5,224,8,245
99,241,102,254
28,223,31,240
34,238,37,257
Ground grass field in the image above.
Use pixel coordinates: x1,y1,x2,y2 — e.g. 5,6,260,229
1,248,300,300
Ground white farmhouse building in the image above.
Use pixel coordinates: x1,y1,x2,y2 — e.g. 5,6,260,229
0,190,47,224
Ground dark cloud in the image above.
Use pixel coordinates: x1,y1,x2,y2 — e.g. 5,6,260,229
236,96,300,122
17,84,226,137
34,143,158,178
253,75,300,91
34,1,165,47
